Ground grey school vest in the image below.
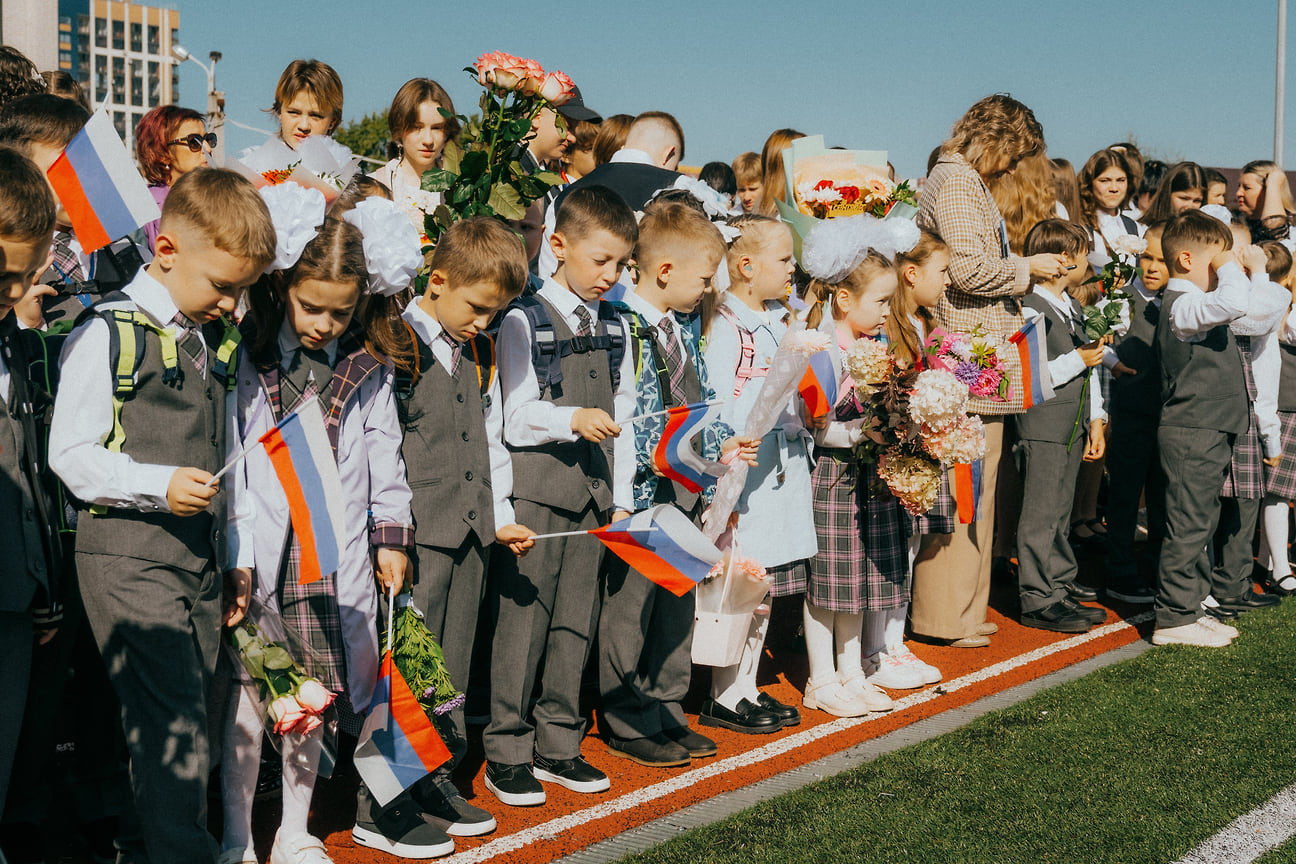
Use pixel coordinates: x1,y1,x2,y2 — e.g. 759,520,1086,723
1110,289,1162,418
1155,289,1248,434
1014,293,1088,444
400,337,496,548
75,309,228,572
1280,343,1296,413
0,389,46,613
508,297,615,514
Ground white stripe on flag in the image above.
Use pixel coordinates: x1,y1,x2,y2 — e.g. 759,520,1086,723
83,110,162,225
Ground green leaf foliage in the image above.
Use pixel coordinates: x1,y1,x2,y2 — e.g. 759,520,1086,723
420,168,457,193
332,110,389,161
487,182,526,220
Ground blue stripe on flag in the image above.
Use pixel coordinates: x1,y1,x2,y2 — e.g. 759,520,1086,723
64,126,137,242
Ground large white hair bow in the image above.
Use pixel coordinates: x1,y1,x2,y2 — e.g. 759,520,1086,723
800,214,920,284
259,183,327,274
341,198,424,297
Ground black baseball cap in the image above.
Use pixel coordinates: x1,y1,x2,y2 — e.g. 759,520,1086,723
557,85,602,124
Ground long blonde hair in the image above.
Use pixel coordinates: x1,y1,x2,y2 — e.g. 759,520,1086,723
804,249,894,331
988,152,1057,255
887,230,948,366
756,128,804,215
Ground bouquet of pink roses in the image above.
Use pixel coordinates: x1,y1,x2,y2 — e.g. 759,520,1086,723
921,326,1010,402
228,614,336,737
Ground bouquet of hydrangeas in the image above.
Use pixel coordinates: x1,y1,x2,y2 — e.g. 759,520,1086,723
840,341,985,515
417,51,576,249
921,326,1010,402
1081,233,1143,340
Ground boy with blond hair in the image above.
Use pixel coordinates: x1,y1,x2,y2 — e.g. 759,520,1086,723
49,168,275,862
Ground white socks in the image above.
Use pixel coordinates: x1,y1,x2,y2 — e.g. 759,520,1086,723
221,683,323,852
1260,497,1296,586
803,599,837,687
861,607,908,659
710,604,771,711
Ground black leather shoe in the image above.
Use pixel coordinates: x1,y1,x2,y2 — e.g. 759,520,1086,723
757,692,801,727
1216,590,1282,612
533,753,610,793
699,698,781,734
661,726,717,758
484,762,545,806
1063,581,1099,602
606,733,690,767
1269,576,1296,597
1205,604,1240,621
1062,596,1107,625
1020,600,1092,633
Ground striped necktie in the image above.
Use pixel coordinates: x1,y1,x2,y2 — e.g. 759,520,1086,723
438,330,462,375
657,316,689,406
574,305,594,337
171,312,206,375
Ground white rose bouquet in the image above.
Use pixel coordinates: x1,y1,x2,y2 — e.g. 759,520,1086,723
1081,233,1145,340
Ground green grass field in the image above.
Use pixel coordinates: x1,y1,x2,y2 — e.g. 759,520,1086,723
617,602,1296,864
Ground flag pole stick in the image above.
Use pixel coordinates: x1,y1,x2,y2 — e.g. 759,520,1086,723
528,526,661,541
204,441,260,488
628,399,722,424
385,582,395,653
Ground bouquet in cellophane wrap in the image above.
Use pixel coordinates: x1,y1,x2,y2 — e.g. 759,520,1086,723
692,529,771,668
842,339,986,516
225,596,339,776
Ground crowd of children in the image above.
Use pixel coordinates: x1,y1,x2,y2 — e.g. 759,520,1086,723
1,46,1294,864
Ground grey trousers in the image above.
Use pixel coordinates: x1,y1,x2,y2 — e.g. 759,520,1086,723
484,501,603,764
1156,427,1233,629
0,610,33,817
598,557,696,741
1212,495,1263,601
1015,437,1086,614
78,552,220,864
411,536,489,770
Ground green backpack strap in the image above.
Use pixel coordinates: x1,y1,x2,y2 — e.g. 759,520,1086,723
210,319,242,391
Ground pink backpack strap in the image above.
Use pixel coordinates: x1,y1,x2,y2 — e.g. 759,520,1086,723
716,304,768,399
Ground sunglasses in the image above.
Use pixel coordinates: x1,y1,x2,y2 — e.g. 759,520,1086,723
168,132,217,152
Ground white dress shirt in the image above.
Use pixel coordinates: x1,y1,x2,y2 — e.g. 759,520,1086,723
1029,286,1106,423
401,301,516,530
48,267,252,566
1166,262,1258,342
496,279,636,512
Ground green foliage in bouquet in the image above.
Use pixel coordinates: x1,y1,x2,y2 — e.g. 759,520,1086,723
382,599,464,724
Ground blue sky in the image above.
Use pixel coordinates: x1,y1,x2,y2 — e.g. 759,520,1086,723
174,0,1290,179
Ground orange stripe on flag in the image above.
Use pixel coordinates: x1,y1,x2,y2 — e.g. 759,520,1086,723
1015,340,1034,411
952,462,975,524
264,432,323,585
383,651,451,773
47,153,109,252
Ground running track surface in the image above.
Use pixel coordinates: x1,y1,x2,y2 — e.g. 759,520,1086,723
272,592,1155,864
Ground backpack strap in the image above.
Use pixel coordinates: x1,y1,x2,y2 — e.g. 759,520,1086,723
210,320,242,391
595,301,624,391
714,304,768,399
512,294,622,397
468,331,496,408
619,307,676,408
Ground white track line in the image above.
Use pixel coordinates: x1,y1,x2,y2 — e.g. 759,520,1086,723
1174,782,1296,863
442,612,1154,864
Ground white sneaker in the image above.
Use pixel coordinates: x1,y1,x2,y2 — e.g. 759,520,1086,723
890,643,942,685
219,849,257,864
803,678,873,717
269,832,334,864
1197,616,1239,639
1151,620,1232,647
865,649,927,690
838,672,895,712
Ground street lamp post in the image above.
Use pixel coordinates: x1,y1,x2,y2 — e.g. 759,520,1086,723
1278,0,1287,166
171,43,226,165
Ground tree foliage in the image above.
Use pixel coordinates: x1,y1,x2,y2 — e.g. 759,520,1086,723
334,110,389,162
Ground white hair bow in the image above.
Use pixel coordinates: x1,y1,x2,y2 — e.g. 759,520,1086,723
259,184,327,274
341,198,424,296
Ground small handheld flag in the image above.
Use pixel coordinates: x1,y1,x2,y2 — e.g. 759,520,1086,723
352,650,451,807
46,110,161,253
797,349,838,418
1008,312,1055,410
592,505,723,596
258,396,348,585
951,459,985,524
651,401,728,494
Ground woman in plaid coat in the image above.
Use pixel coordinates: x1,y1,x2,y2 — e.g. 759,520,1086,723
909,94,1071,648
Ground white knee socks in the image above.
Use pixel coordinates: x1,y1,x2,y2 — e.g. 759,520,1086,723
1260,497,1296,586
803,599,837,687
709,603,771,710
861,607,908,659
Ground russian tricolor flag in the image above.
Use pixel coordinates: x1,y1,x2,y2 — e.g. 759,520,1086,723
46,110,161,253
258,396,348,585
797,349,838,418
1008,311,1055,410
353,650,451,807
593,504,723,596
651,401,728,494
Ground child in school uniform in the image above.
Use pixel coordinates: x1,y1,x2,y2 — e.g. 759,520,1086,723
0,148,61,820
798,220,910,718
602,199,758,767
392,217,535,837
0,95,146,326
239,60,357,190
1013,220,1110,633
1258,242,1296,594
49,169,276,864
1104,221,1169,604
1152,210,1267,647
699,214,811,734
485,185,637,807
221,188,427,864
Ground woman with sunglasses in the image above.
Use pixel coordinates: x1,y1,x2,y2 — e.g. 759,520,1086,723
135,104,214,252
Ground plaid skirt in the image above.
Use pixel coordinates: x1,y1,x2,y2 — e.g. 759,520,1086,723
278,538,350,702
1265,412,1296,500
768,558,810,597
912,468,956,536
807,448,911,613
1221,411,1264,499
